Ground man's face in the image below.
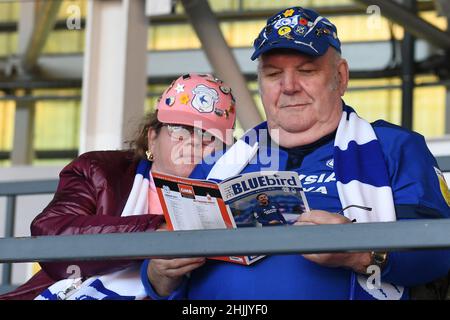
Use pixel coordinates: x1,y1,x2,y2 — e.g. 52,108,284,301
258,48,348,147
257,194,269,205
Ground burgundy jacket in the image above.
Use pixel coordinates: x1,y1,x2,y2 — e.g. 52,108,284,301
0,151,164,300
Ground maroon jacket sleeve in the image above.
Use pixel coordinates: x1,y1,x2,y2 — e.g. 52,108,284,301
30,151,165,280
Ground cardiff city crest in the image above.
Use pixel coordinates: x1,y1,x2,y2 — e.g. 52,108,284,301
191,84,219,113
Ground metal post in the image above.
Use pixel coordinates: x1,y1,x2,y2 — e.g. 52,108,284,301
11,89,35,165
400,0,416,130
181,0,262,130
2,196,16,286
10,2,37,165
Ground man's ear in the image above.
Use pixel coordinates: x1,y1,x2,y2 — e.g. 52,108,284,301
337,58,349,96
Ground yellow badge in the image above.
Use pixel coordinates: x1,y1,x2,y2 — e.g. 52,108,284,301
435,167,450,207
283,9,295,17
278,26,291,36
179,93,190,105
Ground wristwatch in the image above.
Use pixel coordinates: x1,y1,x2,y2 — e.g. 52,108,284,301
369,251,388,270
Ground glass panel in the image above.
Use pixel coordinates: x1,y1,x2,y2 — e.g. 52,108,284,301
0,98,15,151
413,85,445,137
252,93,267,121
343,88,402,125
420,11,447,31
148,23,201,50
34,99,80,150
344,78,446,138
42,29,85,54
209,0,240,11
146,83,173,113
58,0,88,20
0,32,17,57
0,1,19,22
220,20,266,47
148,14,414,52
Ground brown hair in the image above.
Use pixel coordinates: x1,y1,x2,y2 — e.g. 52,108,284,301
128,110,164,160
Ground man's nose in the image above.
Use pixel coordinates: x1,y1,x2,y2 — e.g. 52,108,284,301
281,71,300,95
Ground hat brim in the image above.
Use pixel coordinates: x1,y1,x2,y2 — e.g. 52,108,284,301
251,39,330,61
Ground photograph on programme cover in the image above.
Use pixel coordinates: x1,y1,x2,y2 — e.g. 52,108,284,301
228,187,308,227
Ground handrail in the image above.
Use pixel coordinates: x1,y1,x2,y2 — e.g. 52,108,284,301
0,179,58,196
1,219,449,263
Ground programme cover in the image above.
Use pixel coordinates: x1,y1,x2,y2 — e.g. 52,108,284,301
152,171,310,265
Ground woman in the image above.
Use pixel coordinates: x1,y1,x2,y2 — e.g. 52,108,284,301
0,73,236,300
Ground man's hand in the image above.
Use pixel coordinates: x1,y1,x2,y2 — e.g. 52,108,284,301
294,210,372,274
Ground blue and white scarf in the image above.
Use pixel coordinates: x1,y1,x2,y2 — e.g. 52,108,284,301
334,106,404,300
36,160,152,300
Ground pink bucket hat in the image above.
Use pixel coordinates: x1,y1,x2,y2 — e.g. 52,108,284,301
157,73,236,145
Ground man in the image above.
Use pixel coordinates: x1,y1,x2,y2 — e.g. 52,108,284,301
142,6,450,299
253,193,287,226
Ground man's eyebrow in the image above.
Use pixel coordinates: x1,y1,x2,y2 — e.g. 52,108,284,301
261,60,317,69
260,64,280,69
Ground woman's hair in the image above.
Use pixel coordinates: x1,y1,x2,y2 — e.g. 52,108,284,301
129,110,164,160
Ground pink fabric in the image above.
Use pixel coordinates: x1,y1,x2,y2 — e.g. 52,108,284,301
148,172,164,215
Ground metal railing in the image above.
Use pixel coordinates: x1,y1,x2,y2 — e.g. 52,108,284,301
1,219,450,263
1,155,449,295
0,179,58,294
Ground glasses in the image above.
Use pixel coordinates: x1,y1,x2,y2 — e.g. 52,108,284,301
164,124,216,145
337,205,372,223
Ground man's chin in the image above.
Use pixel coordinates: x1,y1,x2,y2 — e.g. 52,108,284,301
269,123,312,137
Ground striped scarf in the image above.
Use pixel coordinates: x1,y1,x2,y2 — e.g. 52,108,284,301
335,105,405,300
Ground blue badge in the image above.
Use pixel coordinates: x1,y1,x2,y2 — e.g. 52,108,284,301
251,6,341,60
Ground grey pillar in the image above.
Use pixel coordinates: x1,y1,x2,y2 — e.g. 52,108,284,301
181,0,262,130
79,0,149,152
11,92,35,165
11,2,36,165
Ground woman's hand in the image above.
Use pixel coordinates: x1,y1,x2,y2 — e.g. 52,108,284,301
147,223,206,297
147,257,206,297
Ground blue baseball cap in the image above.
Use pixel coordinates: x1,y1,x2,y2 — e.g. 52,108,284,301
251,6,341,60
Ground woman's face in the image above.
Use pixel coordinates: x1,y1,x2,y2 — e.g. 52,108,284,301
148,124,218,177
